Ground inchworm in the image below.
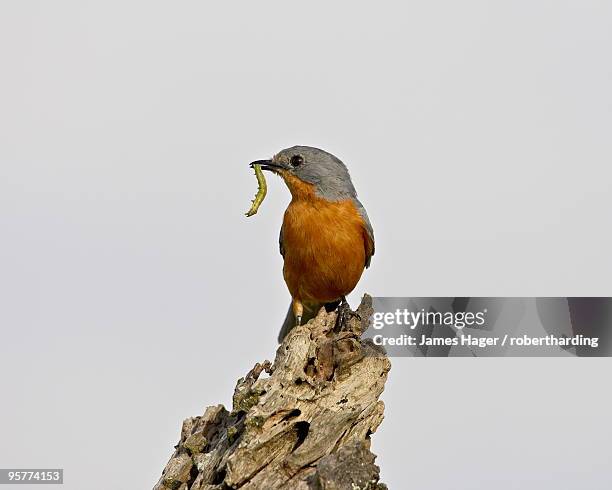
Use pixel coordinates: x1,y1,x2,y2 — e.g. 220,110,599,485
245,164,267,217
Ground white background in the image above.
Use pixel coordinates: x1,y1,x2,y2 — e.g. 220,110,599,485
1,1,611,489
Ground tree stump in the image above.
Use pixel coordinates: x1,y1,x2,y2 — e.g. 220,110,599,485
154,294,390,490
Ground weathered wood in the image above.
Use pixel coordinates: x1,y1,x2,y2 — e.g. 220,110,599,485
154,295,390,490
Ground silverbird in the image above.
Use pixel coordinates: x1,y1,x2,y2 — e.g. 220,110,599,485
250,146,374,342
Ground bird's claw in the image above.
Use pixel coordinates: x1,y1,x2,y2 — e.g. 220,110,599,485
334,299,360,332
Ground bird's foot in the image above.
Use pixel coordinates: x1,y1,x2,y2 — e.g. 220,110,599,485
334,297,360,332
292,298,304,328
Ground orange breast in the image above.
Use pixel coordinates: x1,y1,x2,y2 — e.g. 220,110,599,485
280,182,368,304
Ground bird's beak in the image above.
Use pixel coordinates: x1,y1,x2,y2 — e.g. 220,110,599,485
249,160,286,173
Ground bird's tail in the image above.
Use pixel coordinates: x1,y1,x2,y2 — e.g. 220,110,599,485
278,300,341,343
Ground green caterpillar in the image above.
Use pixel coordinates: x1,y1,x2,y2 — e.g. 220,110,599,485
245,163,267,217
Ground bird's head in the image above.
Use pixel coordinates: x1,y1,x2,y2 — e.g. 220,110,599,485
250,146,357,201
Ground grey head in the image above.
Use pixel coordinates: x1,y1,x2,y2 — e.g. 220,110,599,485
251,145,357,201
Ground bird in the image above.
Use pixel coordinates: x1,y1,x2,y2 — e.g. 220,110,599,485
250,146,374,342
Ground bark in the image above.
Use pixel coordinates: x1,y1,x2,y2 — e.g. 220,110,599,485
154,295,390,490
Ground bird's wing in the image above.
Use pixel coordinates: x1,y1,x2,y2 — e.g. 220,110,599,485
353,198,375,268
279,224,285,257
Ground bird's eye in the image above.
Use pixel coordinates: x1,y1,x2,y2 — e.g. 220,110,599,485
290,155,304,167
